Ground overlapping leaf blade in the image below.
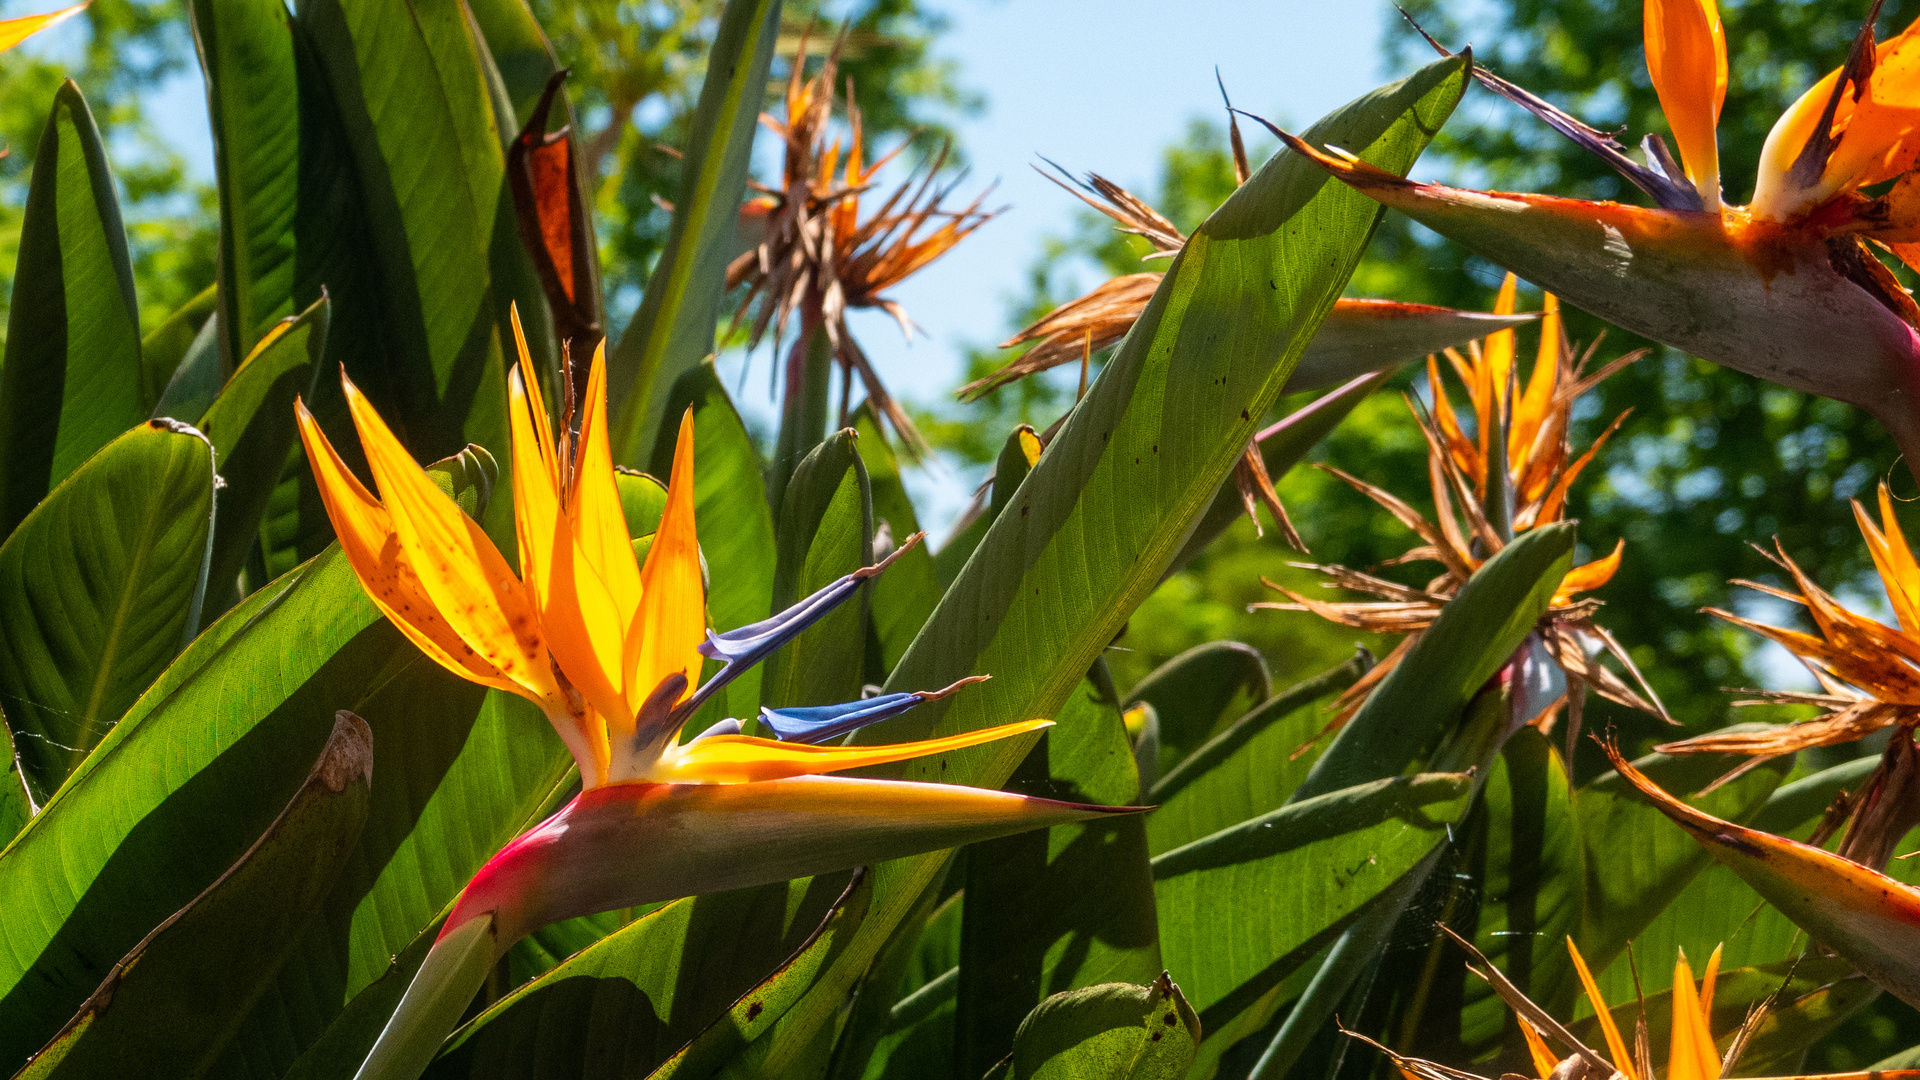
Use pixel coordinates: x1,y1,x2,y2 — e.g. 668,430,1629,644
0,420,216,805
609,0,782,465
0,81,149,539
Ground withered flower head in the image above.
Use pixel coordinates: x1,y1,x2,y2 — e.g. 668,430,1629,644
1257,276,1666,737
1662,484,1920,770
727,28,997,455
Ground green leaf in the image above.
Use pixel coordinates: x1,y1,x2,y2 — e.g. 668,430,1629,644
853,404,940,678
1446,727,1583,1057
958,671,1159,1074
140,283,218,399
0,726,28,847
826,874,951,1080
1153,772,1474,1028
609,0,782,465
277,915,443,1080
191,0,302,374
197,295,326,622
0,455,540,1075
1144,652,1366,857
15,712,373,1078
1004,974,1201,1080
1573,744,1792,990
650,873,874,1080
462,0,561,123
761,429,872,711
859,966,957,1080
426,875,861,1079
1291,522,1574,804
1125,642,1271,783
932,423,1038,590
0,80,149,539
1166,373,1383,576
0,419,215,805
649,359,774,720
1589,753,1920,1004
153,308,225,423
294,0,510,466
742,55,1471,1066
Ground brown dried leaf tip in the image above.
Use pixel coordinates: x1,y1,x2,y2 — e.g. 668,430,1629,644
728,25,998,457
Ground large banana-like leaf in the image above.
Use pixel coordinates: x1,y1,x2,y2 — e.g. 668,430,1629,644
1248,524,1573,1076
1608,750,1920,1011
608,0,782,465
1450,728,1582,1055
853,404,941,677
1143,653,1365,856
1166,371,1386,576
141,284,218,397
197,296,326,622
15,712,372,1078
0,420,215,805
761,430,872,712
1125,642,1271,783
294,0,510,466
190,0,301,373
958,671,1158,1075
648,874,876,1080
1153,772,1475,1025
0,81,149,539
727,55,1472,1067
1574,744,1792,996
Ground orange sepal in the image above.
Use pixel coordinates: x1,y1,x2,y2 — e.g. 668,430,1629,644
659,719,1053,784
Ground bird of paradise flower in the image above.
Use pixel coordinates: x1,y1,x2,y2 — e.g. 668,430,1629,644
1259,276,1665,745
1264,0,1920,479
300,314,1131,1080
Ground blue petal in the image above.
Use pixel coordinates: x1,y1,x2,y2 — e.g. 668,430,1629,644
675,536,921,721
759,692,933,744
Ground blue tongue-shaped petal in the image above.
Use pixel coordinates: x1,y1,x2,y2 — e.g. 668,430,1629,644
759,676,989,744
675,534,922,721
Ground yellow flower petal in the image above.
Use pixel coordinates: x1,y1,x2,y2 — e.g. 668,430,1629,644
1510,293,1561,473
570,342,644,628
339,374,556,706
1668,949,1721,1080
1700,942,1722,1018
1859,483,1920,635
507,364,615,785
1557,538,1625,599
1644,0,1726,208
296,397,555,704
1567,937,1640,1080
1518,1016,1559,1080
659,719,1053,784
624,409,706,733
1756,16,1920,218
0,1,85,52
1483,273,1518,442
